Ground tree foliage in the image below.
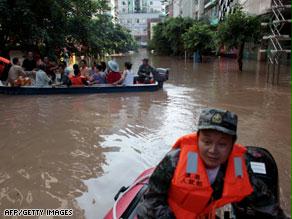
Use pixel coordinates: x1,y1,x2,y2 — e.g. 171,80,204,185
216,6,261,49
216,5,261,71
182,21,215,54
149,17,194,56
0,0,137,57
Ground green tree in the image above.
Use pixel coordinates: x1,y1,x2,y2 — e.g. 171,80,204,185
182,22,215,63
148,22,171,55
149,17,194,56
0,0,135,58
0,0,70,51
217,6,261,71
164,17,194,56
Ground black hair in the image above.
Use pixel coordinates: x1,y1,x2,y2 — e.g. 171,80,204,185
100,61,107,71
12,57,19,65
125,62,132,70
73,64,80,76
37,63,46,71
96,64,103,71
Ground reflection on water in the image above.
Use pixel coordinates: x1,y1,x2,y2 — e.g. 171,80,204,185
0,52,290,218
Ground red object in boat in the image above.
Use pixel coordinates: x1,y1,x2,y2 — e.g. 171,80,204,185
0,57,10,64
103,168,154,219
0,57,11,79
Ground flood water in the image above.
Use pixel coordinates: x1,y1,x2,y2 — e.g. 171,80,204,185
0,50,291,218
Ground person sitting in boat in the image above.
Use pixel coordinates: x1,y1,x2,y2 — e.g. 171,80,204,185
7,57,26,86
7,57,35,87
80,59,89,78
100,61,108,75
112,62,134,86
57,61,71,86
106,60,121,84
43,56,58,82
70,64,88,86
137,108,289,219
89,64,105,85
22,51,36,71
35,62,51,87
137,58,156,84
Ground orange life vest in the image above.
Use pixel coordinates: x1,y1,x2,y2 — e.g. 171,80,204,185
70,75,86,85
168,133,253,219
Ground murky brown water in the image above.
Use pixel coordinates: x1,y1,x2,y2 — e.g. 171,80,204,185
0,50,291,218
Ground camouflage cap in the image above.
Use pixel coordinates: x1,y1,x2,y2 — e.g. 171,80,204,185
197,108,238,136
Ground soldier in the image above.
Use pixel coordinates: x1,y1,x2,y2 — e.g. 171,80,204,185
137,108,289,219
137,58,156,84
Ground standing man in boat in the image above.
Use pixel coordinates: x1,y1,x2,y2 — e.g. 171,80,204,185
137,108,289,219
137,58,156,84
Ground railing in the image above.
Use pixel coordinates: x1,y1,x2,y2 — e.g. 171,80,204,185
263,0,291,84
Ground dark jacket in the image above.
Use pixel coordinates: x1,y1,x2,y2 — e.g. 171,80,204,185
136,147,289,219
137,64,156,79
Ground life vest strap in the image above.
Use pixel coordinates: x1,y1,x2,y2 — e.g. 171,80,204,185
234,157,243,177
186,152,198,174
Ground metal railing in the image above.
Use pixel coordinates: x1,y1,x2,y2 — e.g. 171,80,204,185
263,0,291,84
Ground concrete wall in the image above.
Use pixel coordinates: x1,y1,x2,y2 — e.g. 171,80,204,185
239,0,272,15
119,13,161,37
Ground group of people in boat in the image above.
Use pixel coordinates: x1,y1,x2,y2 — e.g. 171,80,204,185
0,51,158,87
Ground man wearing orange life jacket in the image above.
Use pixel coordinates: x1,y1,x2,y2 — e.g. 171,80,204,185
137,108,288,219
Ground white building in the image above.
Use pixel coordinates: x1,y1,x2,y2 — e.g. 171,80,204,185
119,13,161,37
218,0,272,21
116,0,164,45
117,0,163,14
172,0,181,17
239,0,272,15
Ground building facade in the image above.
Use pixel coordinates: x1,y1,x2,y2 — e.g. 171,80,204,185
115,0,164,45
166,0,273,23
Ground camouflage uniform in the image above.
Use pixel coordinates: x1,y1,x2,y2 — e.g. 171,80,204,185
136,146,289,219
137,64,156,83
137,109,289,219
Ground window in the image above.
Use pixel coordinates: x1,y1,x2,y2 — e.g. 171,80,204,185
137,19,140,23
150,1,153,5
122,1,126,5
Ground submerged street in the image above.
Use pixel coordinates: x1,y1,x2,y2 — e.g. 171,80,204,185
0,51,291,218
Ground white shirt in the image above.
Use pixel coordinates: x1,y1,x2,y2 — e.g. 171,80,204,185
123,69,134,85
206,166,220,185
35,69,51,87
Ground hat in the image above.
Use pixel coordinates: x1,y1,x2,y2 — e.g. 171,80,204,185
108,60,119,72
197,108,237,136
